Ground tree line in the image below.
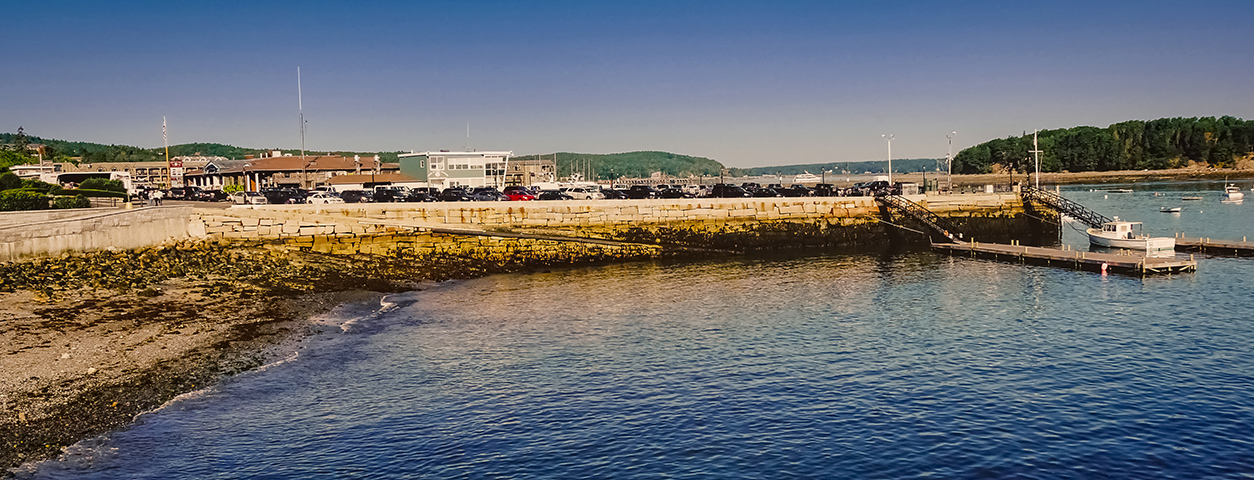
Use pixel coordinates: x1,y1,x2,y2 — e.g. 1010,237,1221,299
953,116,1254,174
0,132,401,165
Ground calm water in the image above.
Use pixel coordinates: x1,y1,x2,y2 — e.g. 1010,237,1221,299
17,181,1254,479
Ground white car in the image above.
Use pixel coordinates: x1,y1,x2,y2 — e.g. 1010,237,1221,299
231,191,268,205
560,186,605,200
306,192,345,204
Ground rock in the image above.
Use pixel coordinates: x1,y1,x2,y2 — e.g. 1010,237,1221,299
86,368,97,375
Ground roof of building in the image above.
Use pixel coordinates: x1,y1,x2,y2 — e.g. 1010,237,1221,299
325,172,421,185
205,155,397,174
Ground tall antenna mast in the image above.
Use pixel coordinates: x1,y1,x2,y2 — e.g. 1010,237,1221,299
298,67,306,161
1030,129,1042,190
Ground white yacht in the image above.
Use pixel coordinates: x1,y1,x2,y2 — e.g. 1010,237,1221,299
1087,218,1175,250
1223,184,1244,199
792,172,822,183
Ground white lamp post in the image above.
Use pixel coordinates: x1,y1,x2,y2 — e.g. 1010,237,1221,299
1030,129,1042,190
946,131,956,193
881,134,895,184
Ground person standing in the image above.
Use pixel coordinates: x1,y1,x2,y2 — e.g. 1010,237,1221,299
153,189,163,206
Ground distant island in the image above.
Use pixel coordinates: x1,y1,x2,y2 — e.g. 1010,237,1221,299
954,116,1254,174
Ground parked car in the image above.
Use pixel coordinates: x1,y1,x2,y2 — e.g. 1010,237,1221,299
373,187,412,203
561,186,604,200
625,185,661,199
231,191,268,205
194,189,229,202
752,187,782,197
778,185,814,197
306,192,345,204
166,187,203,201
503,188,536,201
710,184,752,198
339,190,374,203
813,184,838,196
470,187,509,201
537,189,574,200
260,187,307,204
600,188,629,200
659,186,692,199
439,188,473,202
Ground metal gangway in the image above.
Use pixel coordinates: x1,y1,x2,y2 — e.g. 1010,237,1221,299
1020,187,1111,229
875,194,964,244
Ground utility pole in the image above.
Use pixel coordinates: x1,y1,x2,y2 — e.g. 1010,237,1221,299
882,134,895,184
1030,129,1042,190
946,131,956,193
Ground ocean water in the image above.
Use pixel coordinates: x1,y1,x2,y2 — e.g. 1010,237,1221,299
17,181,1254,479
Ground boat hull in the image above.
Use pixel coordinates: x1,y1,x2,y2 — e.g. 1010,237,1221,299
1087,229,1175,250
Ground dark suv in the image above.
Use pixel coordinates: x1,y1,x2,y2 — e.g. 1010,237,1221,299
625,185,661,199
709,184,751,198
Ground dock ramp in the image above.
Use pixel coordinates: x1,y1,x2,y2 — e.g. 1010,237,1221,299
875,195,964,243
1020,187,1110,229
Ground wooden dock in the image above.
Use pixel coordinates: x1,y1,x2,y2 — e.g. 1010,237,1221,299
1174,235,1254,256
932,241,1197,275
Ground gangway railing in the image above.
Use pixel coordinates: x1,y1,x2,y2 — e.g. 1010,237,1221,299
875,194,963,244
1020,187,1110,229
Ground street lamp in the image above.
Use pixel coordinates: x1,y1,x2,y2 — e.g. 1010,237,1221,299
946,131,956,193
1030,129,1042,190
881,134,894,184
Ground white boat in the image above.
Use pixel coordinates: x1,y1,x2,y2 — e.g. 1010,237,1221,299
792,172,822,183
1107,188,1133,193
1159,207,1181,213
1223,184,1244,199
1086,218,1175,250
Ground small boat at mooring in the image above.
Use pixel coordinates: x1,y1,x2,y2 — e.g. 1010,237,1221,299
1223,184,1244,200
1107,188,1133,193
1087,218,1175,250
1160,207,1181,213
1182,196,1202,201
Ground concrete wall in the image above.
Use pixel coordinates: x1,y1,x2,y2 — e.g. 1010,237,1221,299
189,194,1035,256
0,206,191,262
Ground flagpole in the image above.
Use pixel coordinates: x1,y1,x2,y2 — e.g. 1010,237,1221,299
163,117,170,189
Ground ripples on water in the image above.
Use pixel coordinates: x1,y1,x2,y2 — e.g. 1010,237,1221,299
20,186,1254,479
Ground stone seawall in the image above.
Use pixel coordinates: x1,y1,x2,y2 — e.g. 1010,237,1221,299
190,194,1048,257
0,206,191,263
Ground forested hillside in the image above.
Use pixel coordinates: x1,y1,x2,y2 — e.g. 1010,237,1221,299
0,133,402,165
953,116,1254,174
513,151,725,180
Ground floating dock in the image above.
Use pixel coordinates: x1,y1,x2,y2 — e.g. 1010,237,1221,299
933,241,1197,275
1174,235,1254,256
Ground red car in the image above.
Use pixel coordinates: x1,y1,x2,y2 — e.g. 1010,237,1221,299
503,186,536,201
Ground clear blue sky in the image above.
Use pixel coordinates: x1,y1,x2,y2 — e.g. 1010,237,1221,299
5,0,1252,167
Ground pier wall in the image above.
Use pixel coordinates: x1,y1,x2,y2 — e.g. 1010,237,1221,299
0,206,191,262
191,194,1044,257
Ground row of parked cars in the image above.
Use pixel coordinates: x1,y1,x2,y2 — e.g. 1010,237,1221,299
161,180,907,206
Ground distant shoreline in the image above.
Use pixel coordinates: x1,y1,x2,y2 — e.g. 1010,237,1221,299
830,167,1254,189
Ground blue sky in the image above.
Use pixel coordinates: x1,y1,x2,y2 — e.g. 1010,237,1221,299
4,0,1252,167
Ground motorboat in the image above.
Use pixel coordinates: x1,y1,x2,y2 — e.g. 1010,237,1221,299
792,172,822,183
1159,207,1181,213
1182,196,1203,201
1223,184,1244,199
1107,188,1133,193
1087,218,1175,250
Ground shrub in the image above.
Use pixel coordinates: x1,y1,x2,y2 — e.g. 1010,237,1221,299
0,172,21,191
79,177,127,192
0,189,48,211
52,195,91,209
19,179,57,193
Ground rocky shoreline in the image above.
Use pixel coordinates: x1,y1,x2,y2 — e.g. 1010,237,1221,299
0,239,560,475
